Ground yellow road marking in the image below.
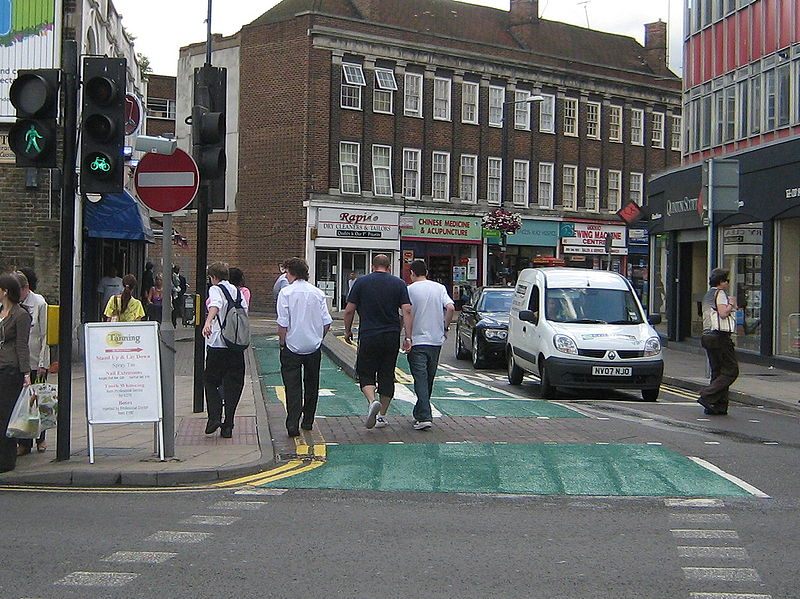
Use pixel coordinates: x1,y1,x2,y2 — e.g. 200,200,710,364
213,460,307,488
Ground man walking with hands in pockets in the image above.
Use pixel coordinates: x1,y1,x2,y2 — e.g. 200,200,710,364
406,260,455,430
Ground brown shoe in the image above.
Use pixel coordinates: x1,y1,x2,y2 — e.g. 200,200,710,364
16,445,31,457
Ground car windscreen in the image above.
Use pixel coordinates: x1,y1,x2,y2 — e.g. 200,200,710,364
477,290,515,313
545,287,643,324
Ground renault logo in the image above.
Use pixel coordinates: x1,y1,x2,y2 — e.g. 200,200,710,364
608,351,617,360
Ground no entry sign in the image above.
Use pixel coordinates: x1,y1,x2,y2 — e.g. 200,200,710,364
134,149,199,213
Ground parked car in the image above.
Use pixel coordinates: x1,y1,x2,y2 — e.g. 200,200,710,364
454,286,516,368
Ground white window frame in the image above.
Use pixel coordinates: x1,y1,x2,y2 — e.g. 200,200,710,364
339,141,361,195
609,105,622,142
512,159,530,208
461,81,479,125
402,148,422,200
433,76,452,121
607,170,622,212
651,112,665,148
562,165,577,211
489,85,505,127
631,108,645,145
432,151,450,202
538,162,554,209
586,101,601,139
539,93,555,133
342,63,366,85
670,115,682,151
514,89,531,130
374,68,397,91
563,97,578,136
459,154,478,204
372,145,393,197
373,69,396,114
341,63,366,111
630,172,643,205
404,72,423,118
487,157,502,205
585,167,600,212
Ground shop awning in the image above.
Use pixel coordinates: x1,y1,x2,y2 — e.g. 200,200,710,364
84,190,155,243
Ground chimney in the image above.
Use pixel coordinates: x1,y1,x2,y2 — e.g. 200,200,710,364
510,0,539,23
644,20,668,72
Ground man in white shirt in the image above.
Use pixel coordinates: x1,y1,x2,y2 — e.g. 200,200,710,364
406,260,455,430
202,262,249,438
277,257,332,436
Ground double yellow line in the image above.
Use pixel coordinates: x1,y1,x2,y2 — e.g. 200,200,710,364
214,441,327,488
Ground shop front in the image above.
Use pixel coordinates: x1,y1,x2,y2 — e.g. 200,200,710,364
487,219,560,283
559,220,627,272
627,226,650,311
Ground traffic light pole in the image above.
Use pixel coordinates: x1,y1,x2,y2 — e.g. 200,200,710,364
193,186,209,413
56,40,78,462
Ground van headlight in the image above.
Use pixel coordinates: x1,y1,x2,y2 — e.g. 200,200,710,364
644,336,662,357
483,328,507,340
553,334,578,355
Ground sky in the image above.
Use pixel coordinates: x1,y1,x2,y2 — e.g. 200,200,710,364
113,0,683,77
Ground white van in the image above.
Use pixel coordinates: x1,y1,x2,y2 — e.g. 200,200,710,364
506,268,663,401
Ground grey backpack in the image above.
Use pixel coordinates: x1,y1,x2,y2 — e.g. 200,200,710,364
215,284,250,350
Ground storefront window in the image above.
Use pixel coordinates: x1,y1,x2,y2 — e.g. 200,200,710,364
775,218,800,358
721,223,762,352
315,250,338,309
651,234,669,336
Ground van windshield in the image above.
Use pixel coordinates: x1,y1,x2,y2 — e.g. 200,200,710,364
545,287,643,324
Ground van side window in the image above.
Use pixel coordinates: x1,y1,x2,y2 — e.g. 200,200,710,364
529,285,540,324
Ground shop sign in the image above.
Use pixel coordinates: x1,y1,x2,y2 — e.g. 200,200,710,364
482,228,501,238
317,208,399,240
507,219,560,247
401,213,482,242
563,245,628,255
628,228,649,246
561,222,627,252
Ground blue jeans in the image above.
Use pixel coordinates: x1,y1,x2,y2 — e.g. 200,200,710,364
407,345,441,422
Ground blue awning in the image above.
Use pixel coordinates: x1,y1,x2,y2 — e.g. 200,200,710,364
84,190,155,243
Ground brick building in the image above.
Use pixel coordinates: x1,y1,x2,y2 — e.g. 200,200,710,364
174,0,681,312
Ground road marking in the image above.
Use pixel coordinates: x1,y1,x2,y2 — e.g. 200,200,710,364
234,487,288,496
688,456,770,497
689,594,772,599
704,441,721,445
318,389,335,396
180,515,241,525
682,567,760,581
671,529,739,539
485,415,497,419
665,498,724,507
101,551,177,563
646,442,662,445
763,441,779,445
445,387,474,396
677,546,749,559
145,531,213,543
55,572,139,586
748,420,760,423
669,513,731,523
211,501,268,510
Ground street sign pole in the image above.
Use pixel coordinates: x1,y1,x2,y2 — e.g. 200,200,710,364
161,212,175,458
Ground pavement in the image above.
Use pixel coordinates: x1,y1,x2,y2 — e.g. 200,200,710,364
1,312,797,488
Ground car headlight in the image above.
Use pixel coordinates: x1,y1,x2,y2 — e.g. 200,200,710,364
483,328,507,340
644,336,662,357
553,334,577,354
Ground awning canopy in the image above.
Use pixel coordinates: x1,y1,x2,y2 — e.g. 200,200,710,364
84,190,155,243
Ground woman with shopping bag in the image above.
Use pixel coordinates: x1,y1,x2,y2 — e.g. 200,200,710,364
0,273,32,473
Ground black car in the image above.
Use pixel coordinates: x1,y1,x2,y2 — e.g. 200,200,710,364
454,286,515,368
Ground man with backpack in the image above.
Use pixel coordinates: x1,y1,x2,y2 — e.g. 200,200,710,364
202,262,250,438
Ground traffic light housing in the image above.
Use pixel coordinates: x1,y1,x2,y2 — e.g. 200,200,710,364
80,57,126,194
8,69,60,168
191,65,226,210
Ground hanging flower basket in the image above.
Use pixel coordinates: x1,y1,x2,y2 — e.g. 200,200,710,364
482,209,522,234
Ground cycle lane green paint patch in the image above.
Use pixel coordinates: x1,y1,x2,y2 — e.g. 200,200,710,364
259,442,754,497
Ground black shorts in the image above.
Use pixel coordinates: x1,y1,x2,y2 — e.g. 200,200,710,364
356,331,401,399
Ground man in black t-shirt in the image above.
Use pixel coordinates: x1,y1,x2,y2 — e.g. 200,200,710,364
344,254,412,429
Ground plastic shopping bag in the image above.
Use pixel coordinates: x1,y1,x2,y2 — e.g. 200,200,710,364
30,382,58,432
6,386,41,439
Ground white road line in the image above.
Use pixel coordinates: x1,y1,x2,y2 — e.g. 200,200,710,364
181,515,241,525
234,488,288,496
144,531,213,543
211,501,269,510
669,513,732,523
55,572,139,586
688,456,771,497
677,546,749,560
689,594,772,599
682,567,760,581
671,529,739,539
665,498,724,508
101,551,177,564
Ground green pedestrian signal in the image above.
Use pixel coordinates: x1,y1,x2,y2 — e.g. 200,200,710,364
8,69,60,168
24,124,44,153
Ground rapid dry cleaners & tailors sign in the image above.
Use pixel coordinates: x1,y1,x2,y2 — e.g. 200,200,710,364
317,207,399,240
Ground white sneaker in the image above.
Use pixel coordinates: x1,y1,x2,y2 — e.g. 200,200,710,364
365,401,381,428
413,420,432,430
375,415,389,428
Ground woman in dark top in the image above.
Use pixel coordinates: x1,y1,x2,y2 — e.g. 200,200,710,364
0,273,32,473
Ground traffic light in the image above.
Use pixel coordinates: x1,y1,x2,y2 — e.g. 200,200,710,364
80,57,126,194
191,65,226,210
8,69,60,168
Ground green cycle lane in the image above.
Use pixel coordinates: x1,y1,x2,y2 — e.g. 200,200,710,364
253,336,582,419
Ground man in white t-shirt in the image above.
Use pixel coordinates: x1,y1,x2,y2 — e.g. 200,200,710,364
97,266,123,320
202,262,249,438
406,260,455,430
277,257,332,436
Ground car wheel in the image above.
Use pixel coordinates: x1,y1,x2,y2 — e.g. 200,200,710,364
454,326,469,360
472,335,488,369
641,387,660,402
507,350,523,385
538,359,556,399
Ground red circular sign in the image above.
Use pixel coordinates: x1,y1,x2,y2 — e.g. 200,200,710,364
134,149,199,213
124,94,143,136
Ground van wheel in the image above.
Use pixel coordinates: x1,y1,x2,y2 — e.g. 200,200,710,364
507,351,523,385
538,361,556,399
472,335,488,369
641,387,660,402
454,327,469,360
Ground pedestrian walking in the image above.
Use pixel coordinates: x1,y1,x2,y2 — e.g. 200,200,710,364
97,266,123,320
229,267,251,305
698,267,739,415
203,262,249,438
171,265,188,327
103,274,145,322
141,261,155,306
277,258,332,437
406,260,455,431
145,273,165,322
273,262,288,311
343,254,412,429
